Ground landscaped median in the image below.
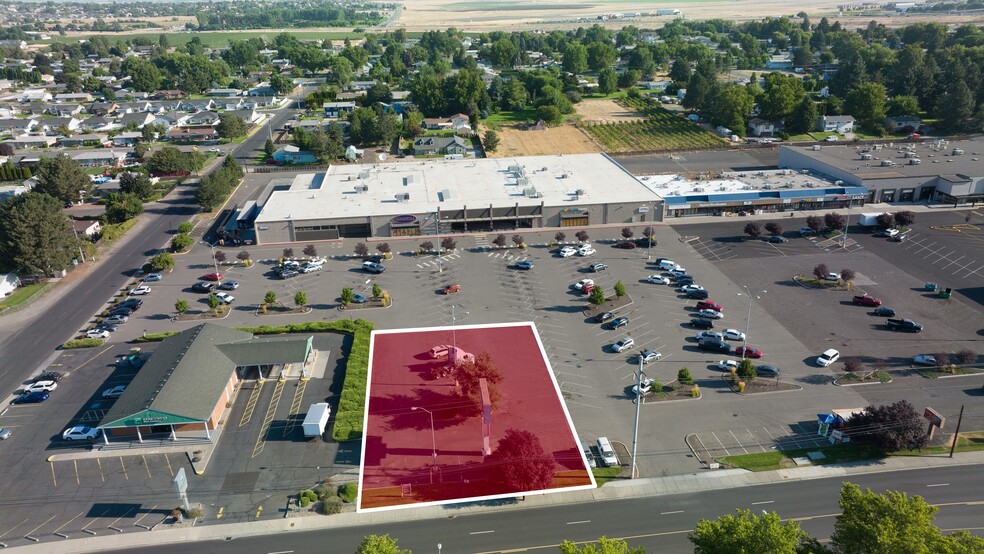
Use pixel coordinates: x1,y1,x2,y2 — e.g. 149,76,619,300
718,432,984,472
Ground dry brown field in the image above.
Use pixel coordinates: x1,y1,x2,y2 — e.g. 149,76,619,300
489,124,600,158
575,99,646,124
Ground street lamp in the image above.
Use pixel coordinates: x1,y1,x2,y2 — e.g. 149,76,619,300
411,406,437,484
737,286,766,359
841,201,854,248
201,240,219,275
450,305,469,359
419,212,443,273
646,202,656,261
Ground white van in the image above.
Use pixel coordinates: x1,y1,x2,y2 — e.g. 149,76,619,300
658,259,677,270
596,437,619,467
817,348,841,367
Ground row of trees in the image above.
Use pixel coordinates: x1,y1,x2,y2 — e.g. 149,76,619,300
196,155,243,211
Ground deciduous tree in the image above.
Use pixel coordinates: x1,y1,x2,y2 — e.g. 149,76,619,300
118,171,154,199
355,534,411,554
764,222,783,236
216,113,248,139
847,400,928,452
824,212,846,231
489,428,554,491
832,483,951,554
743,222,762,239
690,509,808,554
813,263,829,280
893,210,915,227
560,536,644,554
35,154,91,203
105,192,144,223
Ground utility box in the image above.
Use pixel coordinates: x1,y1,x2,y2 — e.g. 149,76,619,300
302,403,331,439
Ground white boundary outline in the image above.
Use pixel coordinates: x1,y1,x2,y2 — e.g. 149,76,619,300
357,321,597,513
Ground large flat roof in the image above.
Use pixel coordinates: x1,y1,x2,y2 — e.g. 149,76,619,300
255,153,660,223
781,138,984,181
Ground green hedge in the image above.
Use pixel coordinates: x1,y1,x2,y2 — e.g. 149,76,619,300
235,319,374,442
133,331,180,343
63,338,105,349
101,218,140,242
337,483,357,503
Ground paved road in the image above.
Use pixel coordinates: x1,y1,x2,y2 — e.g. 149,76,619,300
124,464,984,553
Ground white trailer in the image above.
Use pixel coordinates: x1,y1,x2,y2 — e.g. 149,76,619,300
302,402,331,439
858,212,888,227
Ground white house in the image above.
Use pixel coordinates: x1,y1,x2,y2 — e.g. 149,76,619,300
0,273,20,297
323,102,356,118
272,145,317,164
747,117,776,137
818,115,855,134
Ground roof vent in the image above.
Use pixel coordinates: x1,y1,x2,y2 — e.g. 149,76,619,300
395,192,410,203
523,186,542,198
354,184,368,193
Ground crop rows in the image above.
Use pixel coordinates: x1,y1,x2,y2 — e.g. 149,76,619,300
583,98,725,152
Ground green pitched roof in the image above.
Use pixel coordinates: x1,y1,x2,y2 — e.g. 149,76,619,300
216,335,312,366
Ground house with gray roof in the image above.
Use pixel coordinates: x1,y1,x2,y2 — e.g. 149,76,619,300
412,136,468,156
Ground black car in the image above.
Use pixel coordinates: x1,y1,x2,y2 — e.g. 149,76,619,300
117,298,143,310
589,263,608,272
873,307,896,317
698,338,733,353
610,317,629,329
108,307,133,317
193,281,216,292
595,311,615,324
674,275,695,285
687,289,709,300
690,318,714,329
33,371,64,383
767,235,788,243
755,364,781,377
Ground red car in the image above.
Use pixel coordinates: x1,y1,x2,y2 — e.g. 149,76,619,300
695,301,723,312
582,283,595,294
852,295,881,307
735,346,764,359
616,241,637,249
202,273,223,281
443,284,461,294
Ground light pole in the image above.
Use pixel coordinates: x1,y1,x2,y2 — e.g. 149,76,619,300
411,406,437,484
841,201,854,248
202,240,219,275
737,286,766,359
420,212,443,273
450,305,469,362
646,202,656,261
630,354,643,479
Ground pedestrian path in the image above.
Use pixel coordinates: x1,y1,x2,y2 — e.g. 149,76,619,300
486,250,530,262
415,251,461,269
473,233,491,251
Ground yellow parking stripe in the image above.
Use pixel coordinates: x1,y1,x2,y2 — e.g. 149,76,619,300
239,381,264,427
52,511,85,535
164,454,174,477
23,515,56,538
97,458,105,482
49,462,57,487
119,457,128,480
251,380,284,459
142,455,152,479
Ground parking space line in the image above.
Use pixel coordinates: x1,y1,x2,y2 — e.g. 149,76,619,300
142,455,152,479
81,509,112,531
132,506,157,527
283,379,308,437
106,507,137,530
74,459,80,484
728,430,749,454
52,511,85,535
239,381,264,427
253,380,285,458
23,515,57,538
0,519,28,541
96,458,105,482
164,454,174,477
709,432,730,456
745,428,768,453
940,255,965,270
50,461,56,487
120,457,128,480
762,426,780,450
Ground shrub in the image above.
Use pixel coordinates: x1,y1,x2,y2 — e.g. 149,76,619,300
575,230,589,242
302,489,318,502
441,237,456,251
101,218,139,242
354,243,368,257
148,252,175,271
511,234,524,247
613,280,626,297
294,290,307,308
303,244,317,257
282,247,294,258
743,222,761,238
186,507,204,519
341,287,354,305
133,331,179,343
493,234,507,247
736,359,756,380
955,349,976,366
264,290,277,304
418,240,433,253
313,484,336,500
840,268,856,282
621,227,634,239
677,367,693,385
236,250,251,263
318,496,342,515
175,298,188,313
171,233,193,252
691,384,700,397
813,263,829,280
588,285,605,305
555,231,566,243
376,243,391,256
63,338,105,349
843,358,863,373
214,251,227,263
299,496,311,508
177,221,194,234
337,483,357,503
372,283,382,298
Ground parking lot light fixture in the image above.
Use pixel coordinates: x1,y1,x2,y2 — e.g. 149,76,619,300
737,287,766,359
412,406,437,484
201,240,219,274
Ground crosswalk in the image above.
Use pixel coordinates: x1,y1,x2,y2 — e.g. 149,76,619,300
474,234,491,251
487,250,530,262
415,251,461,268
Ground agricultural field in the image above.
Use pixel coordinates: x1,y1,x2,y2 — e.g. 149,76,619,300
488,124,600,157
44,29,361,48
574,99,646,124
583,98,725,153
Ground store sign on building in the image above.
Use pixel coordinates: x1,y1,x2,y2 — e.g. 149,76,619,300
391,215,417,224
561,207,586,214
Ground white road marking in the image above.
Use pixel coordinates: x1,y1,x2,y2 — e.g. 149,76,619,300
752,500,775,505
927,483,949,487
660,510,684,515
566,521,591,525
470,530,495,535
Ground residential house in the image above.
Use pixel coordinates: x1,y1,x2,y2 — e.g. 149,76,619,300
78,116,115,133
0,273,20,298
0,104,21,119
227,109,261,125
39,117,82,135
412,136,468,156
764,53,794,70
71,219,103,238
165,126,219,142
247,83,278,96
154,90,186,100
16,89,52,103
89,102,119,116
117,101,153,114
271,58,291,70
58,134,107,148
391,90,411,102
335,92,361,101
347,80,377,91
24,103,54,116
54,93,93,103
817,115,855,134
0,185,28,204
272,145,317,164
178,99,215,112
151,113,189,129
3,135,56,148
71,150,127,167
422,113,470,131
117,112,155,128
112,131,143,146
0,40,27,50
747,118,776,137
215,98,244,111
242,96,279,109
378,101,412,115
51,104,84,117
883,115,922,133
207,88,242,98
0,118,38,134
184,111,220,126
323,101,356,118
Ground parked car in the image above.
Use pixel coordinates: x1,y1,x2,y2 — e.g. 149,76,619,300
214,292,235,304
879,228,900,238
755,364,781,377
300,263,321,274
873,307,896,317
142,273,162,282
735,346,763,359
674,275,695,286
108,306,134,317
611,337,635,352
515,260,534,270
610,317,629,329
581,440,596,468
95,323,118,333
87,328,110,339
574,279,595,291
595,311,614,323
718,359,739,372
129,285,151,295
887,318,924,332
816,348,840,366
647,275,670,285
202,272,223,281
278,269,299,279
33,371,63,383
220,281,239,290
13,391,48,404
695,301,722,312
698,339,732,353
852,295,882,307
913,354,937,366
698,309,723,320
688,289,710,300
62,425,100,441
0,428,10,440
690,318,714,329
102,385,126,399
193,281,216,292
352,294,368,304
590,263,608,272
681,284,705,294
25,380,57,393
668,267,687,277
443,284,461,294
118,299,143,311
362,261,385,274
577,245,596,257
799,227,815,236
639,350,662,364
105,314,129,324
657,260,677,270
695,331,724,342
615,241,637,249
559,246,577,258
632,377,655,396
722,329,746,341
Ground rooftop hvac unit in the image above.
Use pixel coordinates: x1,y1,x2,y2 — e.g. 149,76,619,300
517,176,529,186
523,186,542,198
952,149,964,155
403,175,415,186
575,189,586,196
395,192,410,203
860,153,873,160
508,164,521,172
908,159,921,165
354,184,369,193
358,169,370,179
880,160,894,166
904,151,917,158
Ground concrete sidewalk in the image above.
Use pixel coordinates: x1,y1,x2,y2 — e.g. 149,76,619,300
15,449,984,553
